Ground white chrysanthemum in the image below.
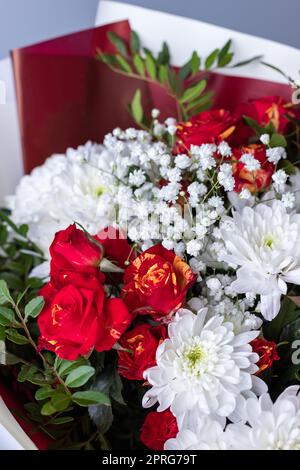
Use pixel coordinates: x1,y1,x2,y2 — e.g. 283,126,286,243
7,142,116,255
220,202,300,320
142,309,266,421
165,416,228,450
227,386,300,450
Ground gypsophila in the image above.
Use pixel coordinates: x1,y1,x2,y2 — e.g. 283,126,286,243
240,153,261,171
260,134,270,145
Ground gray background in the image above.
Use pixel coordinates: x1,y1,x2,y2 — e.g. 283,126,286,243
0,0,299,59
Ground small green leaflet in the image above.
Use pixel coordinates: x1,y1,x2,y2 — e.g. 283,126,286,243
65,366,95,388
24,296,45,321
131,89,144,124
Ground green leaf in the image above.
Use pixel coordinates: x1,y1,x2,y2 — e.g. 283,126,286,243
51,416,74,425
264,121,276,135
157,42,170,65
243,115,265,135
54,356,63,370
0,225,8,245
261,61,292,82
18,365,48,385
133,54,145,76
0,307,15,326
107,31,128,56
130,89,144,124
35,386,55,401
0,280,13,305
110,371,126,406
0,272,23,291
168,68,180,95
130,30,140,54
57,358,88,378
115,55,132,74
232,55,263,68
0,325,5,341
98,53,117,67
191,51,201,74
16,287,29,307
72,391,111,407
24,296,45,321
41,401,56,416
279,160,296,176
51,392,71,412
88,400,113,434
179,51,201,81
6,329,29,345
145,52,156,79
18,365,37,382
185,91,214,114
218,52,234,68
65,366,95,388
18,224,29,237
158,64,169,84
205,48,219,69
218,39,232,67
180,80,207,104
270,133,287,148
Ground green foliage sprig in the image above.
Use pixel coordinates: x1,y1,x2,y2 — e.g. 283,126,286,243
97,31,262,126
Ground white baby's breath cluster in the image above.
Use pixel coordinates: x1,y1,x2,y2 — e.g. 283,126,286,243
102,131,232,263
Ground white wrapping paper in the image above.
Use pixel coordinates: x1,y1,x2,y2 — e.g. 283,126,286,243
0,58,23,205
0,396,37,450
96,1,300,84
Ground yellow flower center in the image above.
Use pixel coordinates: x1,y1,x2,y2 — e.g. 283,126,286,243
262,234,276,249
184,344,204,370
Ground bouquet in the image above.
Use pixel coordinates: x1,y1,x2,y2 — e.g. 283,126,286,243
1,21,300,451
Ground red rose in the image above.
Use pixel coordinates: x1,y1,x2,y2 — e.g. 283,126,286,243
50,269,105,291
232,144,274,193
117,323,167,380
140,410,178,450
236,96,295,134
38,282,132,361
95,226,136,269
50,224,103,277
122,244,196,320
175,109,245,152
251,338,280,375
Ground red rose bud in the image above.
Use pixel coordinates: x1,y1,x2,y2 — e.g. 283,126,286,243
122,244,196,320
117,323,167,381
140,410,178,451
232,144,274,193
251,338,280,375
175,109,245,152
236,96,296,134
38,283,132,360
50,224,103,277
95,226,136,269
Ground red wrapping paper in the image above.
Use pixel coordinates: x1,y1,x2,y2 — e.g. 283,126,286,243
0,382,50,450
12,20,291,174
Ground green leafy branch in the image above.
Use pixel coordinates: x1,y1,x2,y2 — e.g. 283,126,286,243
97,31,261,125
0,279,110,421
